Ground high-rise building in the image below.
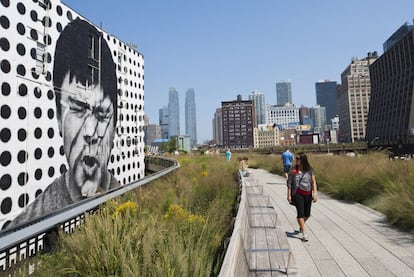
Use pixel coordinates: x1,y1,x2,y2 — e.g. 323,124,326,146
311,105,327,134
338,53,377,142
185,88,197,146
159,106,169,139
315,80,338,122
266,103,300,130
299,105,313,129
213,108,223,146
249,91,266,126
383,22,414,52
144,124,161,145
367,21,414,151
168,87,180,137
276,80,292,105
143,114,150,126
221,95,255,148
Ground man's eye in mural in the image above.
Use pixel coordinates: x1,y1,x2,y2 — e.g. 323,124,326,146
69,97,89,114
66,97,113,122
94,106,113,122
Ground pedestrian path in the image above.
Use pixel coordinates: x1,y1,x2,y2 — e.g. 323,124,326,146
248,168,414,277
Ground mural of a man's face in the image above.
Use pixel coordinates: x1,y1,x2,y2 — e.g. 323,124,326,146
58,73,115,197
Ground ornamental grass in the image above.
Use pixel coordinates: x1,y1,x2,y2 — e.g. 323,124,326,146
26,154,239,277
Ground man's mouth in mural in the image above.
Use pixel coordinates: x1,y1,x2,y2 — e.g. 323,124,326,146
82,155,99,177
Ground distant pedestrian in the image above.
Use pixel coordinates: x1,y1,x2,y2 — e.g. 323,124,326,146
225,149,232,161
240,157,251,177
286,152,318,242
281,148,294,179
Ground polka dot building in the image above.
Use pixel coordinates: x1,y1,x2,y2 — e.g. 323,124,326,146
0,0,145,230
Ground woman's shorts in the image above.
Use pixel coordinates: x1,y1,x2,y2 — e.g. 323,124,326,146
293,193,313,218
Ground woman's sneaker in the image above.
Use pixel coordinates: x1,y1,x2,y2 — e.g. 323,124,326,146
301,233,309,242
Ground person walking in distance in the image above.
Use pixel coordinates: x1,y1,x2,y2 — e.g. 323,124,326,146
281,148,293,179
287,152,318,242
225,149,232,161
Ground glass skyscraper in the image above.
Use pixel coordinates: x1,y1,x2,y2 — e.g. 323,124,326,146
213,108,223,146
249,91,265,126
159,106,169,139
168,87,180,136
315,80,338,122
185,88,197,146
311,105,327,134
276,80,292,105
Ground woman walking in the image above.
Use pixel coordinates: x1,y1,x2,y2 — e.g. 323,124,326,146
287,152,318,242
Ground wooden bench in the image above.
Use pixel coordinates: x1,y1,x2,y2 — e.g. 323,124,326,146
243,181,297,276
243,227,293,275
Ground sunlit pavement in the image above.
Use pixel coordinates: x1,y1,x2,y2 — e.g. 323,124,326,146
248,168,414,277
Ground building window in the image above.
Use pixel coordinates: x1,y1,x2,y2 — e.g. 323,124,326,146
88,34,94,58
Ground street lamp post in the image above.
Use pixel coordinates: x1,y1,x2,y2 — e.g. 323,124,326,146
327,139,330,154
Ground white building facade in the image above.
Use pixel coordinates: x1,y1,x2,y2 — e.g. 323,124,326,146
266,104,300,130
0,0,145,229
253,125,280,148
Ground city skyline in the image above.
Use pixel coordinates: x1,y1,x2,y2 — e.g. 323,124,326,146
63,0,414,142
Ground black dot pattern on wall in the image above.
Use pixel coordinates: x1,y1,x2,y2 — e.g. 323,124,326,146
17,150,27,163
1,82,10,96
17,22,25,35
34,169,42,180
17,2,25,15
34,87,41,98
48,167,54,178
0,151,12,166
47,109,54,119
18,194,29,208
30,10,38,22
0,128,11,143
0,15,10,29
18,128,26,142
0,174,12,190
17,64,26,76
16,43,25,55
1,0,10,8
56,5,62,16
0,2,145,226
0,37,10,51
34,148,42,160
1,60,11,73
18,83,27,96
17,172,28,186
1,105,11,119
17,107,26,119
30,28,38,40
47,147,54,158
1,197,12,214
34,127,42,139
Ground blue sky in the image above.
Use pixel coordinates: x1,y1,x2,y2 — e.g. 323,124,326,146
63,0,414,143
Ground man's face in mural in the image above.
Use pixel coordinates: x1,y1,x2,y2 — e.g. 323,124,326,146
59,73,115,197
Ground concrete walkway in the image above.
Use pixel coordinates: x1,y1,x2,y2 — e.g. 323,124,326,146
248,168,414,277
